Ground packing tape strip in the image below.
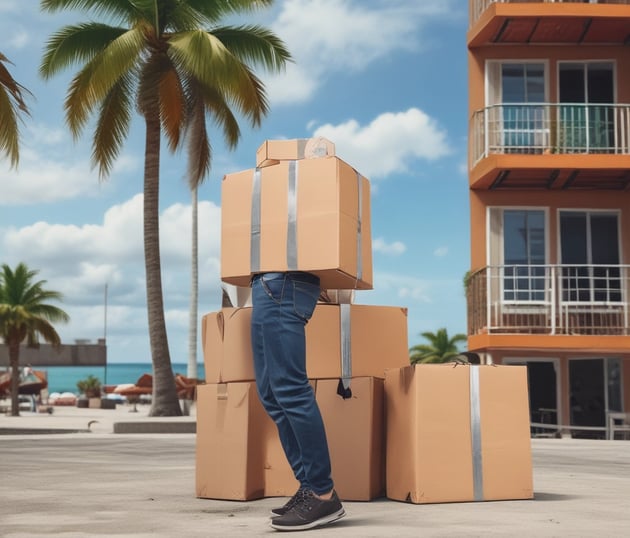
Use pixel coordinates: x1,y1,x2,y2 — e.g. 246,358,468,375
469,365,484,501
340,303,352,389
356,171,363,281
287,160,298,270
250,168,262,273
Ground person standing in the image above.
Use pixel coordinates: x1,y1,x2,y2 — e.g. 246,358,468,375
250,271,345,531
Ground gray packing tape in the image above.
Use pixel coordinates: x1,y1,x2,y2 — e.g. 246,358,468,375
469,366,484,501
297,139,307,158
287,160,298,270
250,168,262,273
356,172,363,280
340,304,352,389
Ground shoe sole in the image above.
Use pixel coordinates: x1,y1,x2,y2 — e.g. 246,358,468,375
270,508,345,531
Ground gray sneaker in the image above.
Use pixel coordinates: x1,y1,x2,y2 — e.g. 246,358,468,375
270,487,308,517
270,489,345,531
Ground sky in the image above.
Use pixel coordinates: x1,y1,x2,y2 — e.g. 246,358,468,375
0,0,470,366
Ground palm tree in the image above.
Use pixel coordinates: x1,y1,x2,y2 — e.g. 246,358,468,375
187,185,198,383
0,52,31,168
409,328,467,365
0,263,70,416
39,0,292,416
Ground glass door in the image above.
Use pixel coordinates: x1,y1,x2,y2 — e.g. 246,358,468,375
560,211,621,303
569,358,622,439
558,62,614,152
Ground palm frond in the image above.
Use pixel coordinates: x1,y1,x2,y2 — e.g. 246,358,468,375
93,72,134,178
212,25,293,72
40,0,141,23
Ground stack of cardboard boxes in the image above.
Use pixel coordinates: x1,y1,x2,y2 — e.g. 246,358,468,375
196,138,534,505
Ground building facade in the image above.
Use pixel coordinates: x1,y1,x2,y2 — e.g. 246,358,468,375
467,0,630,438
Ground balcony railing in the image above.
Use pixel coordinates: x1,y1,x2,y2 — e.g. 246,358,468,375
470,103,630,166
467,264,630,336
471,0,630,28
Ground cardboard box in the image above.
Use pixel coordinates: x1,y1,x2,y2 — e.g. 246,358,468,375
262,380,318,498
201,304,410,383
306,304,410,380
202,308,254,384
384,364,534,504
317,377,385,501
221,156,372,290
256,137,335,168
195,383,267,500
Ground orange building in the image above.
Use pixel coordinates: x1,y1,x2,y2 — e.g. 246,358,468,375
467,0,630,439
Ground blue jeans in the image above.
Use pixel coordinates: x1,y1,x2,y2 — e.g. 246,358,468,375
250,271,333,495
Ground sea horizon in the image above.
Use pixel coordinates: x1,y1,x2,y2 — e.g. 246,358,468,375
40,362,206,395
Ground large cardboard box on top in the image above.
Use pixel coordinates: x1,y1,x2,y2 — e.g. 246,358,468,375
384,364,534,504
201,304,410,383
221,156,372,290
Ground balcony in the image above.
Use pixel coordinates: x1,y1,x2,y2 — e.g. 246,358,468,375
469,0,630,47
469,103,630,189
467,264,630,337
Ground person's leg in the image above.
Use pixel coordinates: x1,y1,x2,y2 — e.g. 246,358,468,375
251,274,307,488
257,272,333,496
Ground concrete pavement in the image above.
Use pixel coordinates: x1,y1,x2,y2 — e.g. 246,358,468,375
1,404,630,537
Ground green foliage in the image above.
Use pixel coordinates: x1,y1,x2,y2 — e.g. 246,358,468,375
39,0,291,416
77,374,102,398
0,262,69,415
409,328,468,365
0,52,32,168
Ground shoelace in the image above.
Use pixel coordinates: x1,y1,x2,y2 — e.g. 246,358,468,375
294,490,321,514
285,487,309,511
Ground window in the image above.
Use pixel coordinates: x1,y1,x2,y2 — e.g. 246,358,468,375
490,208,547,302
487,62,547,152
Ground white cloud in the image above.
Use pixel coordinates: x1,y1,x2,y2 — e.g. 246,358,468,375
434,246,448,257
0,123,141,206
313,108,450,179
266,0,457,104
373,237,406,256
0,194,223,357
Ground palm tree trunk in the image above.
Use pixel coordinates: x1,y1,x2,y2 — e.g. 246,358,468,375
143,113,182,417
9,342,20,416
187,186,198,381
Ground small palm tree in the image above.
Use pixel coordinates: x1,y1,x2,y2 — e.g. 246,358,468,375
0,52,31,168
409,328,467,365
40,0,291,416
0,263,69,416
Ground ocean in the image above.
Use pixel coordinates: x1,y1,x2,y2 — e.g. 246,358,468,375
43,362,205,394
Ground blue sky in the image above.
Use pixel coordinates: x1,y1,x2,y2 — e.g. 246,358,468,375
0,0,470,365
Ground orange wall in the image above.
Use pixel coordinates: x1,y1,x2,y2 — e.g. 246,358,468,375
469,190,630,271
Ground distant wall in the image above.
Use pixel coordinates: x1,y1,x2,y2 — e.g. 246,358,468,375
0,340,107,367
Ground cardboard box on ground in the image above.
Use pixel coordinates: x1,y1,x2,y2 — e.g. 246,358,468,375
384,364,534,504
195,377,384,502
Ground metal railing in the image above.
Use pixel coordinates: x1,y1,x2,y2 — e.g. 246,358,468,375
467,264,630,336
471,0,630,28
470,103,630,166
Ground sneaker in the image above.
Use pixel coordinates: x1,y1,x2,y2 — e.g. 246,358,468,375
270,487,308,517
270,489,345,531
